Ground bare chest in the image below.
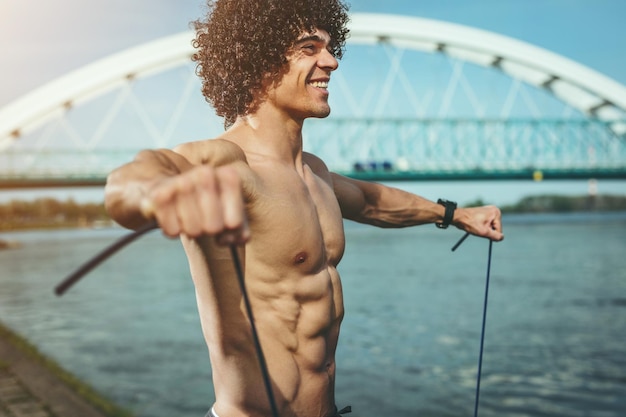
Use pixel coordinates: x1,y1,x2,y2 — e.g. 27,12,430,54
247,165,345,273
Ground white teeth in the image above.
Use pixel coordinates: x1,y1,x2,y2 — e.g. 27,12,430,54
309,81,329,88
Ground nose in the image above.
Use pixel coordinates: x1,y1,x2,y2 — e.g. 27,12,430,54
319,48,339,72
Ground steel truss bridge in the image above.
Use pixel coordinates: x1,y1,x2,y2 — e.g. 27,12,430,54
1,14,626,188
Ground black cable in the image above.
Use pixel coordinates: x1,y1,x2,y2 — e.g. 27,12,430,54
229,246,280,417
54,221,158,296
473,239,493,417
450,233,495,417
451,232,470,252
54,225,280,416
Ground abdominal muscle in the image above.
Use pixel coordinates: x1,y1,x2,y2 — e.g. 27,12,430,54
183,156,346,416
185,237,345,417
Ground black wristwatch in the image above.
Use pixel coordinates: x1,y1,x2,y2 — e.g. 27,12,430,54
435,198,457,229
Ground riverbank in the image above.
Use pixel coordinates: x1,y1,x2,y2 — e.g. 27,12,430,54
0,239,21,250
0,198,111,232
0,321,132,417
2,194,626,233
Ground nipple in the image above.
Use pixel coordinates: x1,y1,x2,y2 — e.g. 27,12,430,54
294,252,308,264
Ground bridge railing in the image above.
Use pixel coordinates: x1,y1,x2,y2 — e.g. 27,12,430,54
304,118,626,179
1,119,626,187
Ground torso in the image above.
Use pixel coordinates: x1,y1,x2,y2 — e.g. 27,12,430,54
178,140,346,417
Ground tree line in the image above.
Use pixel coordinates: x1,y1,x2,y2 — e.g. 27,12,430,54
1,194,626,231
0,198,111,231
501,194,626,213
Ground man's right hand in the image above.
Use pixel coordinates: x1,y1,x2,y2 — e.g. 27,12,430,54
140,164,250,245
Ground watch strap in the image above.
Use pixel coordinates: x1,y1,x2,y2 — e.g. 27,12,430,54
436,198,457,229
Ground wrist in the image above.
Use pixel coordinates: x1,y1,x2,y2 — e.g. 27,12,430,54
435,198,457,229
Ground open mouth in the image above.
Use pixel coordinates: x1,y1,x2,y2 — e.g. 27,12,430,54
308,80,329,89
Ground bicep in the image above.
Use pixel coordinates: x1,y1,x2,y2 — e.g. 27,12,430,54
332,174,436,228
331,173,370,221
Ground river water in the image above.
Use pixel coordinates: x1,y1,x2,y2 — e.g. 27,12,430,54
1,213,625,417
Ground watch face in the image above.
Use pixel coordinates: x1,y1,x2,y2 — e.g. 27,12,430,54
438,198,457,208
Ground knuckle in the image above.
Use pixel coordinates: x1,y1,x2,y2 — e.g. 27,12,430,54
150,186,171,206
203,216,224,235
217,165,241,186
196,168,217,191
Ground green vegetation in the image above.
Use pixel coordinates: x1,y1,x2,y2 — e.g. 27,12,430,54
1,194,625,232
0,320,134,417
501,194,626,213
462,194,626,213
0,198,112,231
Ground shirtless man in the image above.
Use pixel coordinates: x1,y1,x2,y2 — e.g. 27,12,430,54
104,1,504,416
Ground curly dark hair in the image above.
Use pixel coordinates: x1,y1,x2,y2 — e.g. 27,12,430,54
192,0,350,126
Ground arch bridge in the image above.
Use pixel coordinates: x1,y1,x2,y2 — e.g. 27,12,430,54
1,13,625,188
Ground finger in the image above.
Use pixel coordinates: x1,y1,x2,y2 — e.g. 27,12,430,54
216,166,250,243
488,229,504,242
140,194,179,235
489,209,504,241
176,179,206,237
175,167,230,238
157,201,183,237
492,219,503,235
194,167,227,236
485,220,504,241
140,197,155,220
216,167,245,228
491,208,503,229
145,183,183,237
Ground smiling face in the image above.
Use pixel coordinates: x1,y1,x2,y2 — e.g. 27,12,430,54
264,29,339,122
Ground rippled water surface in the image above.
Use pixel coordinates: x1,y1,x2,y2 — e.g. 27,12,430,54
1,213,625,417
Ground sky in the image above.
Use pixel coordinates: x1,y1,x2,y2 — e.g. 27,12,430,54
0,0,625,204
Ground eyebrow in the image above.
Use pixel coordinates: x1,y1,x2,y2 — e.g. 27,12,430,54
295,35,328,45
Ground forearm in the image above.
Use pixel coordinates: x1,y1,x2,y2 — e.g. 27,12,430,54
334,174,503,239
358,188,488,231
363,188,444,228
104,149,189,230
336,178,445,228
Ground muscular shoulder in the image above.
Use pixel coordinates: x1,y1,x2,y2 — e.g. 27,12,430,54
174,138,248,167
175,139,257,200
303,152,332,183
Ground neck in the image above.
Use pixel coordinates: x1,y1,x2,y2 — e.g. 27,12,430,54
229,105,306,164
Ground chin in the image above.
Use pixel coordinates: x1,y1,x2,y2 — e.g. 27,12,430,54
311,106,331,119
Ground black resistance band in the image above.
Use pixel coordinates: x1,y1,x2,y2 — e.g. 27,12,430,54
55,225,280,417
229,246,280,417
57,227,494,417
452,231,494,417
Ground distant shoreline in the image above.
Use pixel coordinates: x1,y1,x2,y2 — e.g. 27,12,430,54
502,210,626,224
0,197,111,232
1,219,115,232
498,193,626,214
1,194,626,234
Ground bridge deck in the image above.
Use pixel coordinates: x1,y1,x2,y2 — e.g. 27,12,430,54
2,168,626,189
